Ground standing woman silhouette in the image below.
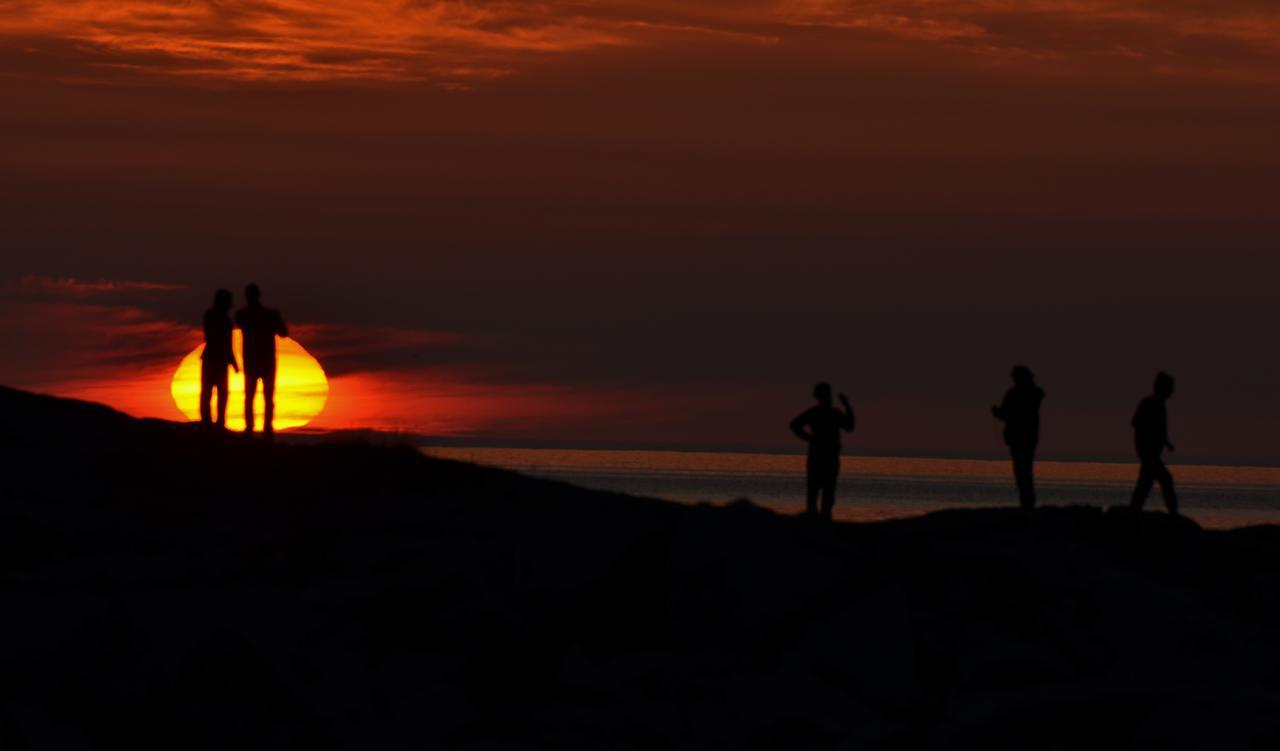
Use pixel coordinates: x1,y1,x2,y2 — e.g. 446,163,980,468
199,289,239,429
991,365,1044,511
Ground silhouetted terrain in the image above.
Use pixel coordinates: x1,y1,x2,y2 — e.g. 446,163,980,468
2,386,1279,750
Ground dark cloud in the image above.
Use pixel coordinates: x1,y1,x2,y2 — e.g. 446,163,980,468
291,322,472,376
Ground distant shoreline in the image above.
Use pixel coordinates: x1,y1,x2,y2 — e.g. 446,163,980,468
415,445,1280,531
289,428,1280,470
418,445,1280,485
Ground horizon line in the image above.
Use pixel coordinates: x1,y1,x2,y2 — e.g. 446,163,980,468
289,427,1280,470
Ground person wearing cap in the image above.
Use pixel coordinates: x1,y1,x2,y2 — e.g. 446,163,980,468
1130,372,1179,516
991,365,1044,511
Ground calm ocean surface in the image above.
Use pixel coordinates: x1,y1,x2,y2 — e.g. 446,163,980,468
420,447,1280,530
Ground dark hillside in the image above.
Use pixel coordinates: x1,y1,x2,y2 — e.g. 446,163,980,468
2,386,1278,749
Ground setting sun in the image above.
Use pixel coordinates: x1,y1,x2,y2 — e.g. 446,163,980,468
171,331,328,431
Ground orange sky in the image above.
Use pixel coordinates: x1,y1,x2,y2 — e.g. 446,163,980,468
6,1,1280,85
2,1,1280,458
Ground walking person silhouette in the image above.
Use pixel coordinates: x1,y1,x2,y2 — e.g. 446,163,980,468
1130,372,1179,516
991,365,1044,511
234,284,288,435
790,383,855,520
200,289,239,429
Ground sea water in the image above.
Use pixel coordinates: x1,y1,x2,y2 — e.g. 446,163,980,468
419,447,1280,530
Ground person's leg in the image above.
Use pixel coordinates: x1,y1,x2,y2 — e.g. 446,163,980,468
244,372,259,433
262,367,277,435
1013,446,1036,511
1155,462,1179,516
199,367,213,426
1130,460,1155,511
805,464,819,516
214,368,229,428
820,467,837,520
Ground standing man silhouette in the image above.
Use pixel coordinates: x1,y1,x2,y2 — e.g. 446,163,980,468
235,284,288,435
991,365,1044,511
1130,372,1179,516
200,289,239,429
791,382,855,520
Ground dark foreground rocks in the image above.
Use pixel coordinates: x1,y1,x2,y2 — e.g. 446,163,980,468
3,386,1280,749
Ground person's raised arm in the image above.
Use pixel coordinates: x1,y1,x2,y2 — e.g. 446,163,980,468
839,393,855,432
790,410,812,443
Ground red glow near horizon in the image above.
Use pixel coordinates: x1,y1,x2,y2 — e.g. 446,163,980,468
0,292,705,441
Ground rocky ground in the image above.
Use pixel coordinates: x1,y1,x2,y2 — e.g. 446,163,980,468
3,386,1279,750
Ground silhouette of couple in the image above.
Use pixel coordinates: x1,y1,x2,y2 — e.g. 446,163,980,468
792,369,1179,520
200,284,289,435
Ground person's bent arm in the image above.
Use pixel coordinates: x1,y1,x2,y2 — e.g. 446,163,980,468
276,312,289,339
790,412,812,443
839,394,855,432
991,391,1011,422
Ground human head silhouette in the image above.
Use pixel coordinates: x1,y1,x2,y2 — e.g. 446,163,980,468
1011,365,1035,386
213,289,232,311
245,284,261,305
813,382,832,406
1154,371,1175,399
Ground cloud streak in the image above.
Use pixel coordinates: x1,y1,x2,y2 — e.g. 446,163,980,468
16,275,188,297
3,0,1279,84
3,0,632,84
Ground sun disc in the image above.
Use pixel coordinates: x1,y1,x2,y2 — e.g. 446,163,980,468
171,331,329,431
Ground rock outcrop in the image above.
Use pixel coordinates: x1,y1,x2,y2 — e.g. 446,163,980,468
3,386,1279,749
